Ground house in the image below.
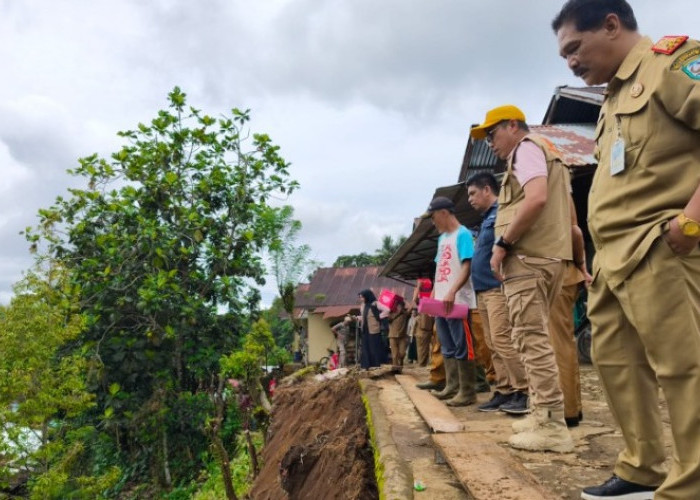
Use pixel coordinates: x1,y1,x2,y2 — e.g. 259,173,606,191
382,85,603,280
293,266,415,363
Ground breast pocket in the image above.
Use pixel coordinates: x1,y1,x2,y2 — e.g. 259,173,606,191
616,93,651,169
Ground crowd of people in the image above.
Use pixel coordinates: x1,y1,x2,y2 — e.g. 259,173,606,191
325,1,700,498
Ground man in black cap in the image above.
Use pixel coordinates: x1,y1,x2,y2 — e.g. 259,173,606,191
422,196,477,407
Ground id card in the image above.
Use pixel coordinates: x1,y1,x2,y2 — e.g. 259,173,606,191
610,137,625,175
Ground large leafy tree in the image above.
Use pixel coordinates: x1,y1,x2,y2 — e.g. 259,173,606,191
26,87,298,490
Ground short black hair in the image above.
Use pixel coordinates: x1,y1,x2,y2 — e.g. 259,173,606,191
466,172,499,196
552,0,637,33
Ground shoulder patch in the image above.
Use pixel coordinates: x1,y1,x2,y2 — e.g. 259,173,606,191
682,55,700,80
652,35,689,55
671,47,700,70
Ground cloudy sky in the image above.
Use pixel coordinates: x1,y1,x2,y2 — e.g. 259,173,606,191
1,0,698,305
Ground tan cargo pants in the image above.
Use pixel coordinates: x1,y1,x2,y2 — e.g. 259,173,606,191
477,288,528,394
502,256,565,408
547,262,584,420
589,239,700,498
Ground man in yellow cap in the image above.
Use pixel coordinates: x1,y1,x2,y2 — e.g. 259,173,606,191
470,105,574,453
552,0,700,498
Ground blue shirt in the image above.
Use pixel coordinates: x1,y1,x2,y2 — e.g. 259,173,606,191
471,203,502,292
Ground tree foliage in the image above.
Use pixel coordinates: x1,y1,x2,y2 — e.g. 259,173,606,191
0,263,119,497
24,87,299,491
269,206,319,316
332,234,407,267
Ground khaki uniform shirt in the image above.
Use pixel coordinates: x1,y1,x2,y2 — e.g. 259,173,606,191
388,310,409,339
591,37,700,288
496,133,573,260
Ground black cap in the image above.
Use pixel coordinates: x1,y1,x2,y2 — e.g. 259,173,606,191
421,196,455,218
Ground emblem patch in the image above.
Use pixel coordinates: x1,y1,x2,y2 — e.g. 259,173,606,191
671,47,700,70
682,55,700,80
652,35,689,55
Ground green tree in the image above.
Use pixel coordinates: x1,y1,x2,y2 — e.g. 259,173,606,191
332,234,407,267
25,87,298,492
261,297,295,349
269,206,319,316
0,263,120,497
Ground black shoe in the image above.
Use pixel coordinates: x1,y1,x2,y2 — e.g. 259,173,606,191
581,474,656,500
499,391,529,415
566,410,584,428
477,391,511,412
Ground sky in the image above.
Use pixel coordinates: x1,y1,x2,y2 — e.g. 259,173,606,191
1,0,698,306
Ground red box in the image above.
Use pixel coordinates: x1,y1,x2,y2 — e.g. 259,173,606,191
417,278,432,299
378,289,403,312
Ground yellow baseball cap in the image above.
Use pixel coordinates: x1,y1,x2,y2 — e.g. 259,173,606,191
470,105,526,140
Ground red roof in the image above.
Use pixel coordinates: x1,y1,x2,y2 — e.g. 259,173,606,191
294,266,416,319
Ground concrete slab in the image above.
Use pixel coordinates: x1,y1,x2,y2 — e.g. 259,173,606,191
433,433,559,500
395,374,464,433
359,380,415,500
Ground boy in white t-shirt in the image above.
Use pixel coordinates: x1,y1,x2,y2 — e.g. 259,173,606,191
422,196,477,407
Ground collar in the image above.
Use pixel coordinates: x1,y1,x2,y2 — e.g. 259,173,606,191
608,37,653,91
484,203,498,218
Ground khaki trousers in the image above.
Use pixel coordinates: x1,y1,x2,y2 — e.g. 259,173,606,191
588,239,700,498
389,336,407,368
548,277,582,420
502,256,565,408
477,288,528,394
429,326,445,384
470,309,496,382
416,328,432,367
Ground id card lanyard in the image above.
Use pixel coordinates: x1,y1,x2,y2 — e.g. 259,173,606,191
610,115,625,176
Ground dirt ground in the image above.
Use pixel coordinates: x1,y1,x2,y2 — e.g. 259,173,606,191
250,363,672,500
249,373,378,500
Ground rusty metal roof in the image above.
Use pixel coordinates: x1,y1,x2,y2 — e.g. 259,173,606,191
295,266,416,319
458,123,596,182
384,85,604,280
537,124,596,168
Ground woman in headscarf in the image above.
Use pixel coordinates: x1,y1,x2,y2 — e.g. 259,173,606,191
358,289,386,370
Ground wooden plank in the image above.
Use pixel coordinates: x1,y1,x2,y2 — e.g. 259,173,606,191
432,433,559,500
395,374,464,433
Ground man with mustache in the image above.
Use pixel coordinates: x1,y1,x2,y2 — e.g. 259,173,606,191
553,1,700,499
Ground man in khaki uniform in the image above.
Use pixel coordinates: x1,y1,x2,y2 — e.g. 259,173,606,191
549,200,592,428
471,105,574,453
548,262,585,426
554,1,700,498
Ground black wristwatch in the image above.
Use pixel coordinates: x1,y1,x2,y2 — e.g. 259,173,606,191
495,236,513,251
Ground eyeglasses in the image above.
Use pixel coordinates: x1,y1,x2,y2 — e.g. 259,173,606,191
485,121,507,144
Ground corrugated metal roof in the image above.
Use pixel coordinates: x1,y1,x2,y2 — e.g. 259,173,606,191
538,124,596,168
295,266,416,318
458,123,596,182
542,85,605,124
385,85,603,280
382,183,482,280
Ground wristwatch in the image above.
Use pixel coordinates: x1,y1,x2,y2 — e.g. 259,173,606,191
677,213,700,238
495,235,513,251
